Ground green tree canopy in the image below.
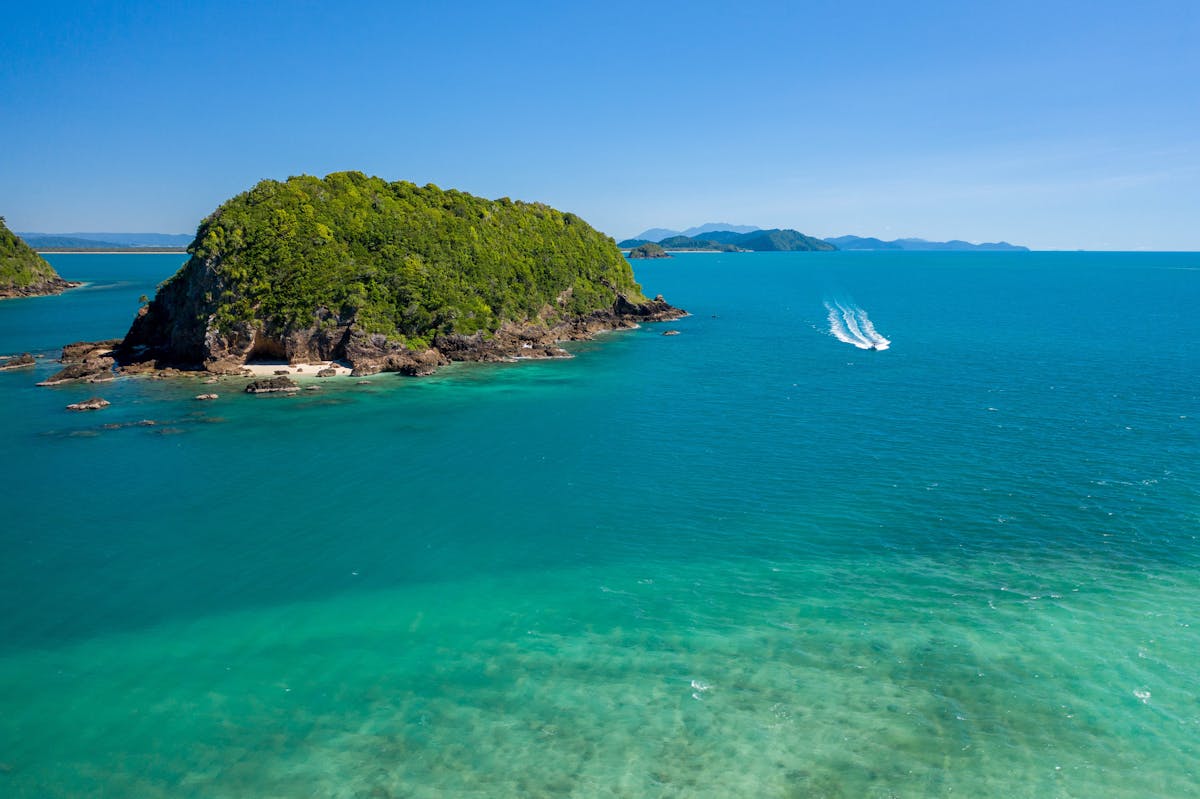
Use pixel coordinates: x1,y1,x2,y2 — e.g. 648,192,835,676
161,172,646,349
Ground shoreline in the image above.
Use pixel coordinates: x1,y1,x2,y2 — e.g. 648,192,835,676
119,293,686,379
36,299,687,387
0,279,85,301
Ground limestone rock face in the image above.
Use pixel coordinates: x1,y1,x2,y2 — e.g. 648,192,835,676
57,295,688,383
338,330,449,376
119,273,684,379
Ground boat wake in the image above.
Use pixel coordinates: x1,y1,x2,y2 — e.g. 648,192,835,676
824,299,890,350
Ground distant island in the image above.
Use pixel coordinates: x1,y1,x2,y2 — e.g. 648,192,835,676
67,172,684,380
627,243,670,259
0,217,80,299
825,235,1029,252
620,228,835,253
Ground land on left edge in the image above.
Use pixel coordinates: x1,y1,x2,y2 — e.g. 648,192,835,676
0,217,82,299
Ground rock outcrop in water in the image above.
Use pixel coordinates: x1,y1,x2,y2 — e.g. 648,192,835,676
0,217,81,299
38,340,122,386
66,397,110,411
1,353,37,370
245,376,299,394
115,172,684,378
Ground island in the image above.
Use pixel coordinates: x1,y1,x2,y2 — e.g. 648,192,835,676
100,172,683,379
0,217,81,298
823,235,1029,252
626,243,670,259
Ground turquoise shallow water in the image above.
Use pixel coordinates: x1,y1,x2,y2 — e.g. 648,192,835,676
1,251,1198,797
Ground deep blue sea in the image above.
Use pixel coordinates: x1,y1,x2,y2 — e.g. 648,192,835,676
1,251,1197,797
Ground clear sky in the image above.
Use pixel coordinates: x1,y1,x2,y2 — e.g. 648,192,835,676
1,0,1196,249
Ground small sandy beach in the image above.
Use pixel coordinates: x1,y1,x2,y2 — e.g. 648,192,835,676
240,361,354,377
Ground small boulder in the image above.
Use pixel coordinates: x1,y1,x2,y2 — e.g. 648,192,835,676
316,367,338,377
273,369,290,376
195,393,219,401
66,397,110,411
662,330,681,336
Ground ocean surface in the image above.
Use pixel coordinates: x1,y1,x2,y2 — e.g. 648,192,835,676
1,250,1197,798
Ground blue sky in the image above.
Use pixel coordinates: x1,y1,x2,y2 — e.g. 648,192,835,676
1,0,1196,249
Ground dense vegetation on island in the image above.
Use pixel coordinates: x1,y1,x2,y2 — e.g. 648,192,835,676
0,217,78,298
121,172,680,374
738,229,835,251
627,242,670,259
619,228,835,252
184,173,643,341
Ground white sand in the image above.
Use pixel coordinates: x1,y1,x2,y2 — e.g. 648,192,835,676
241,361,353,377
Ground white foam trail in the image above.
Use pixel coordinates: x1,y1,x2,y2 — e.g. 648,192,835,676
824,299,890,350
837,302,875,348
855,308,891,350
825,302,872,349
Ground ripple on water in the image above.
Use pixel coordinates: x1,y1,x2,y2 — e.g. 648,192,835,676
1,554,1198,798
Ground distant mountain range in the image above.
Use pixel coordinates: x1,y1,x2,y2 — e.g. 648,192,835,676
620,228,834,253
622,224,1029,252
631,222,762,241
18,232,192,249
22,228,1028,254
826,235,1029,252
